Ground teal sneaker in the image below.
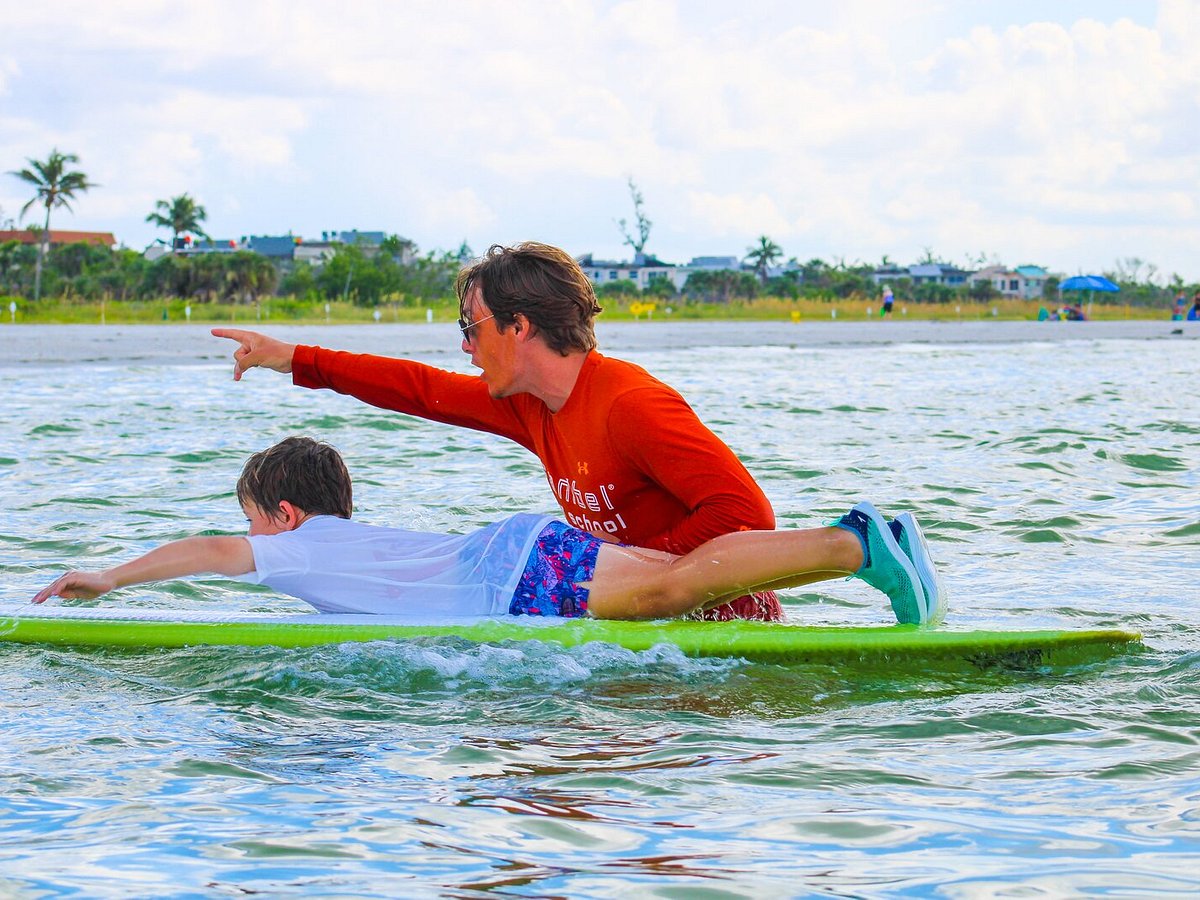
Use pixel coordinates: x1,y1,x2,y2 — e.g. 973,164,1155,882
892,512,946,625
835,501,929,624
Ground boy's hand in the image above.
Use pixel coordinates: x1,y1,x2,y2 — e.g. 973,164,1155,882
32,571,116,604
211,328,297,381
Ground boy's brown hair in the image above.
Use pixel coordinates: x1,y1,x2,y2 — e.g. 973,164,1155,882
236,436,353,520
455,241,603,355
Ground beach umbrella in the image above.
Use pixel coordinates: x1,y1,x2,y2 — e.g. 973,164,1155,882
1060,275,1120,293
1059,275,1119,318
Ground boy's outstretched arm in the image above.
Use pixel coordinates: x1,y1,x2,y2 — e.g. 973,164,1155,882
32,536,255,604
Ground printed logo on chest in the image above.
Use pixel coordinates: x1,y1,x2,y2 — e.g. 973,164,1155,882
550,474,628,535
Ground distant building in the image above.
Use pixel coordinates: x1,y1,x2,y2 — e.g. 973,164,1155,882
908,263,970,286
687,255,741,271
1014,265,1049,299
0,228,116,248
291,231,413,267
293,240,335,266
245,234,301,261
145,234,262,261
141,229,412,268
329,229,388,246
870,265,909,285
872,263,969,286
187,237,240,253
871,261,1048,298
577,251,766,292
968,264,1048,299
577,252,688,291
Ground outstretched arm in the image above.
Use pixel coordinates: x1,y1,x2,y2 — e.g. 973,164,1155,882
210,328,297,381
32,536,255,604
214,332,534,446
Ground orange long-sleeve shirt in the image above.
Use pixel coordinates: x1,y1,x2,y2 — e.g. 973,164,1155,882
292,346,782,620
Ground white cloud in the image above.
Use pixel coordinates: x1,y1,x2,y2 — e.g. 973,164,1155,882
0,1,1198,278
0,57,18,94
144,90,307,169
687,192,793,240
415,186,498,236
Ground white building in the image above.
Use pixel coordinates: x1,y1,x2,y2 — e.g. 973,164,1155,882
872,263,970,286
968,264,1048,299
576,253,690,291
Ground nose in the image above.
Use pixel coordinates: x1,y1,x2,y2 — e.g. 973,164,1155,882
461,334,471,353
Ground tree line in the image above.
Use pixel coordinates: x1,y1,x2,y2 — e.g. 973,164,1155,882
0,227,468,306
5,152,1193,308
2,149,464,305
623,239,1195,308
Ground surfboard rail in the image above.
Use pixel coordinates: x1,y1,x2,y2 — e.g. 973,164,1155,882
0,606,1143,667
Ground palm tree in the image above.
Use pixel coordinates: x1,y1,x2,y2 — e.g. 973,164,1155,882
9,149,94,301
146,194,209,251
225,251,278,310
745,235,783,284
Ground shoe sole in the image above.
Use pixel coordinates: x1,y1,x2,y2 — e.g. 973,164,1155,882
895,512,945,625
853,501,929,625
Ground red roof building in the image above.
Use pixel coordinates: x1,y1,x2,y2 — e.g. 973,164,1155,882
0,229,116,248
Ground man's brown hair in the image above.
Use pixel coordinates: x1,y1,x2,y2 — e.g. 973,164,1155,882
455,241,603,355
236,436,353,520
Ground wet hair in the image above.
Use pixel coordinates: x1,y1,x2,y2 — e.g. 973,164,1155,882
455,241,603,355
236,436,353,520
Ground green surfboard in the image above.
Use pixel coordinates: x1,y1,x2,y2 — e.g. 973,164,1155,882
0,606,1141,667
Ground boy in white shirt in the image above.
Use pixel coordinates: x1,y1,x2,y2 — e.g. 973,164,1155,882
34,437,944,624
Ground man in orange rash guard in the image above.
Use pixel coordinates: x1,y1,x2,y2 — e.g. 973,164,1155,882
214,241,781,621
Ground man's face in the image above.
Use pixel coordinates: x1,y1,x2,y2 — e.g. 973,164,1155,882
461,285,522,398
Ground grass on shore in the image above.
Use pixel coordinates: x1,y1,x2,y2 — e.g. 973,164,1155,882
0,297,447,326
0,294,1173,325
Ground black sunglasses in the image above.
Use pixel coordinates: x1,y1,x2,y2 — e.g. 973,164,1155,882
458,312,497,339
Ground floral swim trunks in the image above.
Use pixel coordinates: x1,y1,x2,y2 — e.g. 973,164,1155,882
509,521,605,618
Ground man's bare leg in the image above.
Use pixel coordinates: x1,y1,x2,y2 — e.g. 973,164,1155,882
584,527,862,620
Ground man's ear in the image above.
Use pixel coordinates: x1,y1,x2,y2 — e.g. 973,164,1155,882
512,313,534,339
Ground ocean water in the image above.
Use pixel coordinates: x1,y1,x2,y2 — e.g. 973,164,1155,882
1,324,1198,896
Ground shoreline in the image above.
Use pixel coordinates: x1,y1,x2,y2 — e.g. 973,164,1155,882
0,319,1194,367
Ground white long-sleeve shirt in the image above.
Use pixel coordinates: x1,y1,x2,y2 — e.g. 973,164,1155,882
243,513,554,616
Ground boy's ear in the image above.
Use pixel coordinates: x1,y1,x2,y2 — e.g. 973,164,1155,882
276,500,307,530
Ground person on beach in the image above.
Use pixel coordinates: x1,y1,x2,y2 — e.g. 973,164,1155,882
1189,291,1200,321
880,285,895,318
1172,291,1187,321
33,437,945,625
213,242,783,622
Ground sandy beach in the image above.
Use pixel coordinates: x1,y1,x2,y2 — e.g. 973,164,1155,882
0,319,1194,367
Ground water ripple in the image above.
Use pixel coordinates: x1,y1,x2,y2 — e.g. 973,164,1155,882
0,337,1198,894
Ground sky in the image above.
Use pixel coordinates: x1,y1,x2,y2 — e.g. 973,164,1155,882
1,0,1197,281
